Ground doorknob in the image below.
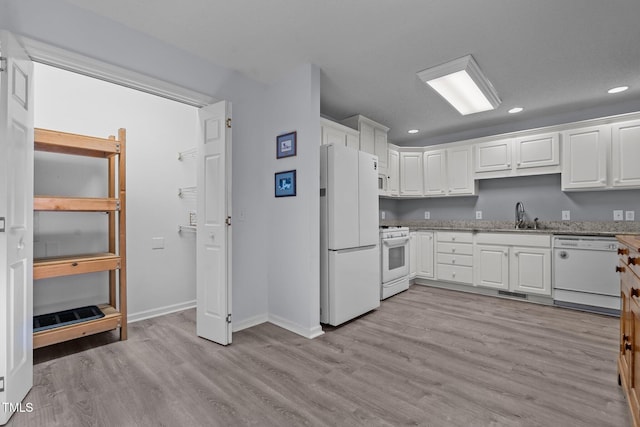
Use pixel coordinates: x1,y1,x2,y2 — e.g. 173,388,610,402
17,238,24,250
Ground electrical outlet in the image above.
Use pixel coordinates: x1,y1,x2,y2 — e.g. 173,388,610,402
614,210,624,221
381,211,386,220
424,211,430,220
562,210,570,221
475,211,482,219
626,211,635,221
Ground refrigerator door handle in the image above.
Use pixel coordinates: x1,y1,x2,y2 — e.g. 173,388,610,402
332,245,377,254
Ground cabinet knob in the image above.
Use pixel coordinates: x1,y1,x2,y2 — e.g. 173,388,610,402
507,163,511,167
452,272,456,277
452,259,456,264
617,266,626,273
629,257,639,266
517,162,521,166
452,248,456,253
71,262,78,267
452,236,456,241
504,251,508,256
626,342,633,351
515,252,520,257
624,334,630,342
619,248,630,256
632,288,640,298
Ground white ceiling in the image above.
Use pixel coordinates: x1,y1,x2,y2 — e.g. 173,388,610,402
65,0,640,144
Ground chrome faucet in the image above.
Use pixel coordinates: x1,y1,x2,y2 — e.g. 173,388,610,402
515,202,525,229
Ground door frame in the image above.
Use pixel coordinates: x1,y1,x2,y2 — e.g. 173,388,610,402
16,36,232,331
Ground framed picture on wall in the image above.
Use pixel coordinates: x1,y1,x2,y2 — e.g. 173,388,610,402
276,131,297,159
275,170,296,197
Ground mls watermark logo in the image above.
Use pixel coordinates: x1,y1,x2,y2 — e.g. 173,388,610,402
2,402,34,414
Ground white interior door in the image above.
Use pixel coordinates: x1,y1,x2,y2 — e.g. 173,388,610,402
0,31,34,426
196,101,232,345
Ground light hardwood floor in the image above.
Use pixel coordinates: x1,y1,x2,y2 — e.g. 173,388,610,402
8,285,631,426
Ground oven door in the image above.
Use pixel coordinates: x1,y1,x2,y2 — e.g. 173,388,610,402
381,235,410,283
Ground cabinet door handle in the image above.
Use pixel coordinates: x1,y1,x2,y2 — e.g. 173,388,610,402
626,342,633,351
616,266,626,273
629,257,638,266
71,262,78,267
619,248,630,255
504,251,508,256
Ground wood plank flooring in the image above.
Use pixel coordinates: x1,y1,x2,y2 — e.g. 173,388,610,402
7,285,631,426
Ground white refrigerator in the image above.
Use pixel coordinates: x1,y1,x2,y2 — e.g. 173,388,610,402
320,143,380,326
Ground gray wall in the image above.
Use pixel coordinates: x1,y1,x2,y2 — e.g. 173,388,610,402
386,174,640,222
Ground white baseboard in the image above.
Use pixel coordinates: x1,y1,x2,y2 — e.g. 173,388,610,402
233,313,268,332
128,300,196,323
268,314,324,339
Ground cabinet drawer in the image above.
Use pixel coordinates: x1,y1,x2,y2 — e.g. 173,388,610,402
437,242,473,255
437,264,473,284
437,231,473,244
436,253,473,267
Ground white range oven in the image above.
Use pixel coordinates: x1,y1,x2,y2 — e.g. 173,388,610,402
380,226,410,299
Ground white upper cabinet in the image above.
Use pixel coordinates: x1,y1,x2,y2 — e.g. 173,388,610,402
447,145,476,195
359,121,375,154
423,149,447,196
474,133,559,179
399,151,423,196
341,115,389,170
475,139,512,173
612,120,640,188
514,132,559,170
374,128,388,170
561,125,610,190
321,117,359,150
387,148,400,195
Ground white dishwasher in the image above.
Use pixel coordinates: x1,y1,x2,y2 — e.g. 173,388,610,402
553,235,620,314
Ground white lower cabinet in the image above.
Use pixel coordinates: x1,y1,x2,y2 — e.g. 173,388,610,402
416,231,434,279
436,232,473,285
510,247,551,295
474,233,551,296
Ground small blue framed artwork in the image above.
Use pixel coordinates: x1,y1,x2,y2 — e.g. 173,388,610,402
276,131,297,159
275,170,296,197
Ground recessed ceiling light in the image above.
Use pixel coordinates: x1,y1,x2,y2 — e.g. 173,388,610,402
417,55,501,116
508,107,524,114
608,86,629,94
408,129,419,134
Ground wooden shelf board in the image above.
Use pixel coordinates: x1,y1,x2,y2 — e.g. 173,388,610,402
34,196,119,212
35,128,120,158
33,305,122,349
34,253,120,280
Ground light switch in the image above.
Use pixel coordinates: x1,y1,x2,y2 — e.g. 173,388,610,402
562,210,570,221
424,211,430,220
614,210,624,221
626,211,635,221
475,211,482,220
152,237,165,250
381,211,386,220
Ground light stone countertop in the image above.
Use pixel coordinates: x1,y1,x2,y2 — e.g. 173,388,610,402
380,220,640,237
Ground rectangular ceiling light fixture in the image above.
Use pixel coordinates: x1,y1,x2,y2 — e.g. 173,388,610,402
417,55,501,115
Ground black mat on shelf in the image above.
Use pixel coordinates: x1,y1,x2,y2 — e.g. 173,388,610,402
33,305,105,332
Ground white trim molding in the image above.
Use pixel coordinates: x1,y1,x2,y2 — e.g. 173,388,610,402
268,314,324,339
18,36,215,107
128,300,197,324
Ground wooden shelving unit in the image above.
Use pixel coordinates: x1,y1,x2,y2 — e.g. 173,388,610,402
33,128,127,349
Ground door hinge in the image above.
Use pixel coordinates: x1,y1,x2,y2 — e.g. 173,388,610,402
0,217,5,232
226,314,232,324
226,118,232,128
225,216,231,226
0,376,4,392
116,201,121,211
0,57,6,72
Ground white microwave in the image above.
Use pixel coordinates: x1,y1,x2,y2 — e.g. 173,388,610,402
378,174,388,192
